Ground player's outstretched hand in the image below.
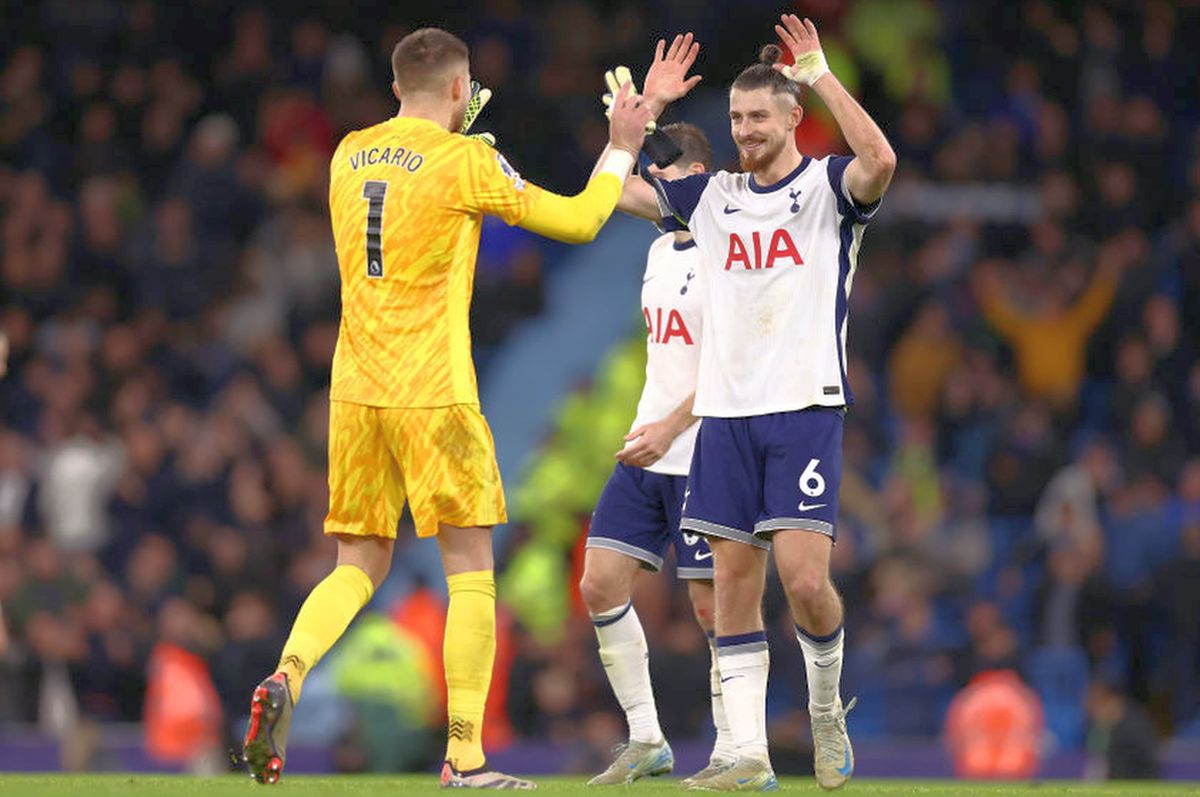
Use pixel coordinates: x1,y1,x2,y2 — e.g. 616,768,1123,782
607,82,655,156
642,32,702,116
774,14,830,86
615,419,674,468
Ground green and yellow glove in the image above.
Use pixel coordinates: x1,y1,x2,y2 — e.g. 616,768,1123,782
460,80,496,146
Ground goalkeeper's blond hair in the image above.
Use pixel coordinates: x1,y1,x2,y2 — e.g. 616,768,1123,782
391,28,469,97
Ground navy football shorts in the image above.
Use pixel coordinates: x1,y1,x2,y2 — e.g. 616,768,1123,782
680,408,843,548
588,462,714,579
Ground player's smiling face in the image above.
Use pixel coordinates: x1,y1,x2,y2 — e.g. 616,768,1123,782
729,87,802,174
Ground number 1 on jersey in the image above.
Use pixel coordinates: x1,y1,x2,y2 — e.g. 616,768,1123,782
362,180,388,278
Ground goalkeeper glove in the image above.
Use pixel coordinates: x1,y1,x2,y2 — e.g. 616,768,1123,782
600,66,682,168
600,66,656,133
460,80,496,146
779,49,829,87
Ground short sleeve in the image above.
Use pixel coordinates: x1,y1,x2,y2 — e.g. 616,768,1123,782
656,214,689,234
650,173,712,226
461,142,540,225
826,155,881,225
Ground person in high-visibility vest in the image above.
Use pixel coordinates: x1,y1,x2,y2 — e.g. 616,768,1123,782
944,669,1044,779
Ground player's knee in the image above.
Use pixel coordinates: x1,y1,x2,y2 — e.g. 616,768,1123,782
579,568,628,614
713,547,759,584
712,562,745,595
782,567,828,607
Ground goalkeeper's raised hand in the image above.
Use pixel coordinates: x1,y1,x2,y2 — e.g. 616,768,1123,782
642,32,703,116
607,81,656,156
773,14,830,87
459,80,496,146
601,66,656,133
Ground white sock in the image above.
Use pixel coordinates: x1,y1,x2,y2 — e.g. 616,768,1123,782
796,624,844,713
707,634,736,762
592,602,662,744
715,632,770,764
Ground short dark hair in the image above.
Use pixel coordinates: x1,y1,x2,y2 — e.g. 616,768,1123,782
731,44,803,105
391,28,469,95
661,122,714,171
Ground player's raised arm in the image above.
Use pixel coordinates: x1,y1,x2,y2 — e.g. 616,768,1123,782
606,33,705,221
515,83,654,244
642,33,703,118
774,14,896,204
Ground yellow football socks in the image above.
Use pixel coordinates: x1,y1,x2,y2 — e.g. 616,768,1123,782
277,564,375,704
443,569,497,772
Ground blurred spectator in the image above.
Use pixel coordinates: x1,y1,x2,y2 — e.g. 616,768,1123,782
1031,538,1115,663
985,404,1063,517
38,425,125,554
1153,488,1200,725
143,598,223,773
1034,439,1117,551
1109,334,1161,434
1124,393,1186,485
887,298,962,421
1086,679,1159,781
973,251,1121,409
77,580,144,721
1141,294,1193,408
210,590,286,734
944,669,1043,780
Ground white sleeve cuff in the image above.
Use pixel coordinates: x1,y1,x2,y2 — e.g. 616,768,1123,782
597,148,637,181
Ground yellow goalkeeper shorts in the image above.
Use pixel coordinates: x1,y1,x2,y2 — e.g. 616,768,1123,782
324,401,506,539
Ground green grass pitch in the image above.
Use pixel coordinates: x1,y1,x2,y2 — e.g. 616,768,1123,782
0,775,1196,796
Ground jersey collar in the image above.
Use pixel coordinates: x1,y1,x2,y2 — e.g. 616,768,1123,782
748,156,811,194
672,239,697,251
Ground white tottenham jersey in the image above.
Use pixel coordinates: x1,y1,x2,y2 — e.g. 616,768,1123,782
653,155,879,417
624,233,704,476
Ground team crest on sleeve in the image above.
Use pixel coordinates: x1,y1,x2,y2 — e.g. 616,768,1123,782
495,153,526,191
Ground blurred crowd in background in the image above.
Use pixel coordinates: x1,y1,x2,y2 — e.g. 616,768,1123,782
0,0,1197,779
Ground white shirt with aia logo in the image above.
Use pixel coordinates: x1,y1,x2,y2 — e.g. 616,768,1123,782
626,232,703,476
653,155,879,417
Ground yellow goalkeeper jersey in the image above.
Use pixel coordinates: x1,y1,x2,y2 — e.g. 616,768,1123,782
328,116,543,408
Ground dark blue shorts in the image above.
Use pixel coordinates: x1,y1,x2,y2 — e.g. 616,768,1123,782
680,408,843,548
588,463,714,579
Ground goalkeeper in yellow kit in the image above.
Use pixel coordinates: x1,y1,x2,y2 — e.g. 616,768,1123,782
238,26,707,789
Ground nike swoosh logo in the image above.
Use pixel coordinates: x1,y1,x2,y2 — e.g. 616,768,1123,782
720,675,744,684
797,501,827,512
693,551,713,561
814,660,835,669
836,747,852,777
723,205,741,214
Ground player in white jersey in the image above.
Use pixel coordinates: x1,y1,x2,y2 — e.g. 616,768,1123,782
605,15,896,792
580,123,738,786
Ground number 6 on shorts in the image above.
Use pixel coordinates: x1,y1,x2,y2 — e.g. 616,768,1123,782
799,458,825,497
